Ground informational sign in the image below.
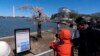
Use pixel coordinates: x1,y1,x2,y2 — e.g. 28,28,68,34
15,28,30,54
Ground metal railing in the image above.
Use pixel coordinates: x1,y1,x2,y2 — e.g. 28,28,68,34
34,49,55,56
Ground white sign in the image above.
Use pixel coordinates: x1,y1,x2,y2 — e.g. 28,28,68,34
15,29,30,53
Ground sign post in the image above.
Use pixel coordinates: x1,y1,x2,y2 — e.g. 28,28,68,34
15,28,31,56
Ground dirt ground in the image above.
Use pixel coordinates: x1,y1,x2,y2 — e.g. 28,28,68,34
0,31,78,56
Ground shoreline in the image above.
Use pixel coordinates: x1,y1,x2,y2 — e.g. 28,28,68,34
0,29,53,40
0,30,55,56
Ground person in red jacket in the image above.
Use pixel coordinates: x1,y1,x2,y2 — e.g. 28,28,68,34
50,21,72,56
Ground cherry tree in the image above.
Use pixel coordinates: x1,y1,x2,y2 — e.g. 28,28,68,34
19,5,49,38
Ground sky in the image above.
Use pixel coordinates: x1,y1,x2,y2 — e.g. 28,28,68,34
0,0,100,17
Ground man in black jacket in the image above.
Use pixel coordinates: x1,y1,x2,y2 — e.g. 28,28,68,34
75,17,100,56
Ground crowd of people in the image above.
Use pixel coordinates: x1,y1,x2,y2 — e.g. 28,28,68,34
50,17,100,56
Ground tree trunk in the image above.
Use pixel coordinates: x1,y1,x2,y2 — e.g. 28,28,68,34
37,21,42,38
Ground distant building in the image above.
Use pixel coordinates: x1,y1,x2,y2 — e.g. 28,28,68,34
82,16,91,22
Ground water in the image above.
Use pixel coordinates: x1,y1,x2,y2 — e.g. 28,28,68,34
0,18,56,37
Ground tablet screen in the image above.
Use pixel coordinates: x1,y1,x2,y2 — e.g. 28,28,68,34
15,29,30,53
